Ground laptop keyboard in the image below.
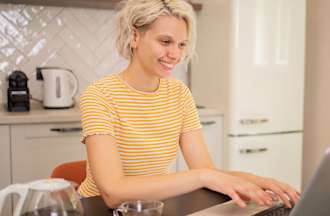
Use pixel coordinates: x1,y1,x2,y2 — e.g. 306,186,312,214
253,204,291,216
187,200,292,216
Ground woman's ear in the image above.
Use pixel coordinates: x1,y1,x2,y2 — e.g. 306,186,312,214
131,27,140,49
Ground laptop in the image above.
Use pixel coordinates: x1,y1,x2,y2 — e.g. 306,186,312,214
188,148,330,216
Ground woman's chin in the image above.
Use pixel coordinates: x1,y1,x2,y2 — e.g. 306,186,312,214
159,68,173,77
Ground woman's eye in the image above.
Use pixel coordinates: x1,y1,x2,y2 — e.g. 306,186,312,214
178,43,187,49
160,39,172,45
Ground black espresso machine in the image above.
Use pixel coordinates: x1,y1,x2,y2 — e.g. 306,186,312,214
7,70,30,112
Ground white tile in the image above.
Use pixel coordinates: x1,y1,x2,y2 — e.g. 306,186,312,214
0,52,13,72
22,16,64,57
43,51,68,66
60,9,99,51
3,4,25,13
18,6,60,44
0,28,25,65
0,32,10,48
94,35,116,60
58,44,96,83
14,53,29,68
43,6,63,20
70,8,96,32
0,14,29,51
59,27,98,67
1,7,28,28
58,45,98,98
22,12,49,40
1,44,22,63
20,36,64,76
29,5,45,14
95,53,128,78
72,8,113,35
21,6,39,21
95,14,117,46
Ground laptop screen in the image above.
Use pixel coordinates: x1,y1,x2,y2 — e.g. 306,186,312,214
290,148,330,216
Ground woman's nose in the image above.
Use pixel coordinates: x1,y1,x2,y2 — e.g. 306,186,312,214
167,45,182,61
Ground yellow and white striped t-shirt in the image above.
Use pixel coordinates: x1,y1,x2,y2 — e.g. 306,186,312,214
78,74,201,197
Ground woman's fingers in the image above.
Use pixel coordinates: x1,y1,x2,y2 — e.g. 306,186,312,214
228,190,247,208
208,171,285,208
257,177,300,208
266,184,293,208
276,182,300,205
249,187,273,206
266,179,301,208
235,183,273,206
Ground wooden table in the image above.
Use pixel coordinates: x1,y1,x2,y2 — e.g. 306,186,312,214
81,188,230,216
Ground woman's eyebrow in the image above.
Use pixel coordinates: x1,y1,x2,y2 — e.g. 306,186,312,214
158,35,188,42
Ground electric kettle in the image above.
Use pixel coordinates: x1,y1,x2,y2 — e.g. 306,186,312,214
36,67,79,109
0,178,84,216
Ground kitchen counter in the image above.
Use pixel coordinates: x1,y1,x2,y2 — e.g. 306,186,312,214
0,102,81,125
0,102,224,125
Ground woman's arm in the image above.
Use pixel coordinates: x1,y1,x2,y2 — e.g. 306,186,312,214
86,134,205,208
179,129,300,208
87,131,274,209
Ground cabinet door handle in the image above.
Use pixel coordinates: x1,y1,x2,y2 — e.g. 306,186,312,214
239,118,269,125
201,121,216,126
239,148,268,154
50,127,82,133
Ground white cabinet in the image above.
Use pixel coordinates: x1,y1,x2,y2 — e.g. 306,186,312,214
0,126,10,190
228,133,302,190
11,122,85,183
0,126,12,216
177,115,224,171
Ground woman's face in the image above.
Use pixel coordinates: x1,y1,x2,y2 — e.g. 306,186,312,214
131,15,188,78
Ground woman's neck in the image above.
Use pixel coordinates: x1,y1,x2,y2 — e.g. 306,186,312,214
121,63,160,93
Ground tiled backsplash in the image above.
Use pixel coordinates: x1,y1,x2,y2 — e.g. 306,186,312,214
0,3,188,104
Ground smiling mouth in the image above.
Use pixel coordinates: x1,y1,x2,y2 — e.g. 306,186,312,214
159,60,175,70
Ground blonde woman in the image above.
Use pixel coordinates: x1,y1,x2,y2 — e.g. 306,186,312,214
78,0,299,209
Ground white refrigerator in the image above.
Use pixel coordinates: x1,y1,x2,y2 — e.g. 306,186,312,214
227,0,306,190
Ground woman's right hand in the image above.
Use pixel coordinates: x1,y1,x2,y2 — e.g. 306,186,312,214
200,169,274,208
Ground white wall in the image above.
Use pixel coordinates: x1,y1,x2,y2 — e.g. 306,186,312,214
303,0,330,187
191,0,229,109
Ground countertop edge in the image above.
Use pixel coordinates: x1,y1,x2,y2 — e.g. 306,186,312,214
0,103,224,125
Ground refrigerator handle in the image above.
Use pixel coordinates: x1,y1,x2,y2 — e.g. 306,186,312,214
239,118,269,125
239,148,268,154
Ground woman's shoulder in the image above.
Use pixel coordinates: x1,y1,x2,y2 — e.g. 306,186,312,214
83,74,121,94
163,77,188,90
162,77,190,96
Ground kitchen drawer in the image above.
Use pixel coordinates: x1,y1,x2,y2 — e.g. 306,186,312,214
17,122,82,138
0,125,12,215
11,123,85,183
228,133,302,190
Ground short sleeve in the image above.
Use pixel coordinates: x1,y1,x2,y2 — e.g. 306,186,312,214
181,85,202,133
80,85,115,143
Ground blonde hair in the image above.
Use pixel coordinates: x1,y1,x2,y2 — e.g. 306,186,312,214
116,0,197,61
